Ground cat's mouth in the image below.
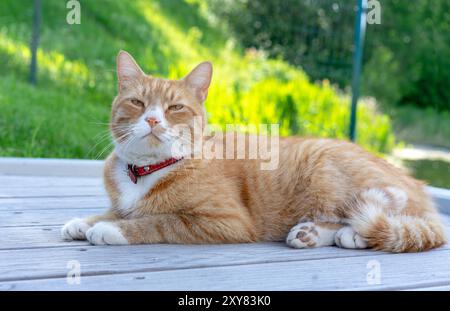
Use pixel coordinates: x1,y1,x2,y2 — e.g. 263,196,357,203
141,131,169,145
142,132,163,143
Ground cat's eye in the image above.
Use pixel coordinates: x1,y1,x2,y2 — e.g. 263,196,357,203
130,99,144,107
168,104,184,111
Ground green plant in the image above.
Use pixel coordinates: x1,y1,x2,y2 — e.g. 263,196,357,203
209,0,450,111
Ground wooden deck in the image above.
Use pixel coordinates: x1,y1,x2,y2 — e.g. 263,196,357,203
1,158,450,291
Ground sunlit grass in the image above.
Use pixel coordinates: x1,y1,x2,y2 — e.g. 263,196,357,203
137,0,204,64
0,32,91,88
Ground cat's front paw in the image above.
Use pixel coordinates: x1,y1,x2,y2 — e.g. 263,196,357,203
286,222,320,248
86,222,128,245
334,227,367,249
61,218,90,241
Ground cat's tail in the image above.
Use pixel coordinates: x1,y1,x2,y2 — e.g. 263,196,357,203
348,188,447,252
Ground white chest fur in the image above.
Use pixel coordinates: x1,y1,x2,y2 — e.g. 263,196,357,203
113,158,176,214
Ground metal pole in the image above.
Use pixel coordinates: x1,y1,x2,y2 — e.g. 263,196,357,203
29,0,41,85
349,0,367,141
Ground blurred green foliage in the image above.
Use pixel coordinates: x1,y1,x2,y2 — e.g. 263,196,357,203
364,0,450,111
388,105,450,149
0,0,394,159
208,0,355,87
210,0,450,111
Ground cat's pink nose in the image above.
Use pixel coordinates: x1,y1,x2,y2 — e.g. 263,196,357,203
145,117,160,128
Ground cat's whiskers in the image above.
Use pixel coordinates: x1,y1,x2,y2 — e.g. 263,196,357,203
92,130,131,160
87,131,114,158
94,144,114,160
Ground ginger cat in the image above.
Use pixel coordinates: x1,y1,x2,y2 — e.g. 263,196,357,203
62,50,446,252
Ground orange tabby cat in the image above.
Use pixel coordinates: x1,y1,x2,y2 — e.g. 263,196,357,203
61,50,446,252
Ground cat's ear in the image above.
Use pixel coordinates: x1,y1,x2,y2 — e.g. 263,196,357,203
183,62,213,102
116,50,144,91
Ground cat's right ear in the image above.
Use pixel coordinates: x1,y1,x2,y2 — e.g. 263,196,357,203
117,50,144,91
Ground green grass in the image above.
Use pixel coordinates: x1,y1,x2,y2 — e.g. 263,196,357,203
0,0,396,159
402,159,450,189
387,105,450,149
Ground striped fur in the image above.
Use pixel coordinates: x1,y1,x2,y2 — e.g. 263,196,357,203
348,188,446,252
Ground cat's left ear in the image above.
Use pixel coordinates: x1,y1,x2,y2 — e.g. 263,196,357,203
117,50,144,91
183,62,213,102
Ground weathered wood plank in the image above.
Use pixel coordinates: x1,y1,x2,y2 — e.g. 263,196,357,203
2,248,450,290
0,242,391,281
428,186,450,214
0,196,110,211
0,215,448,282
0,186,105,198
410,284,450,291
0,208,103,227
0,225,87,250
0,158,103,178
0,176,103,188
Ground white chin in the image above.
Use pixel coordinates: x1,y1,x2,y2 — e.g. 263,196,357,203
114,137,175,166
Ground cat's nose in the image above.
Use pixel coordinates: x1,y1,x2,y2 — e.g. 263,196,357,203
145,117,160,128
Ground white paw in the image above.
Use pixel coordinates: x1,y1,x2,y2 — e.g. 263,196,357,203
286,222,319,249
61,218,90,241
86,222,128,245
335,227,367,249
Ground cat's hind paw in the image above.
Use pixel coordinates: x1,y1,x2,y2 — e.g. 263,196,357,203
334,226,368,249
286,222,320,249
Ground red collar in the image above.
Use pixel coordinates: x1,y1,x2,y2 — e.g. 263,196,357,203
127,157,183,184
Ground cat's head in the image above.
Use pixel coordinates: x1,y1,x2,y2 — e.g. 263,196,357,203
110,51,212,165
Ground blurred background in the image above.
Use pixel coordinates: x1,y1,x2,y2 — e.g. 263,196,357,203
0,0,448,187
